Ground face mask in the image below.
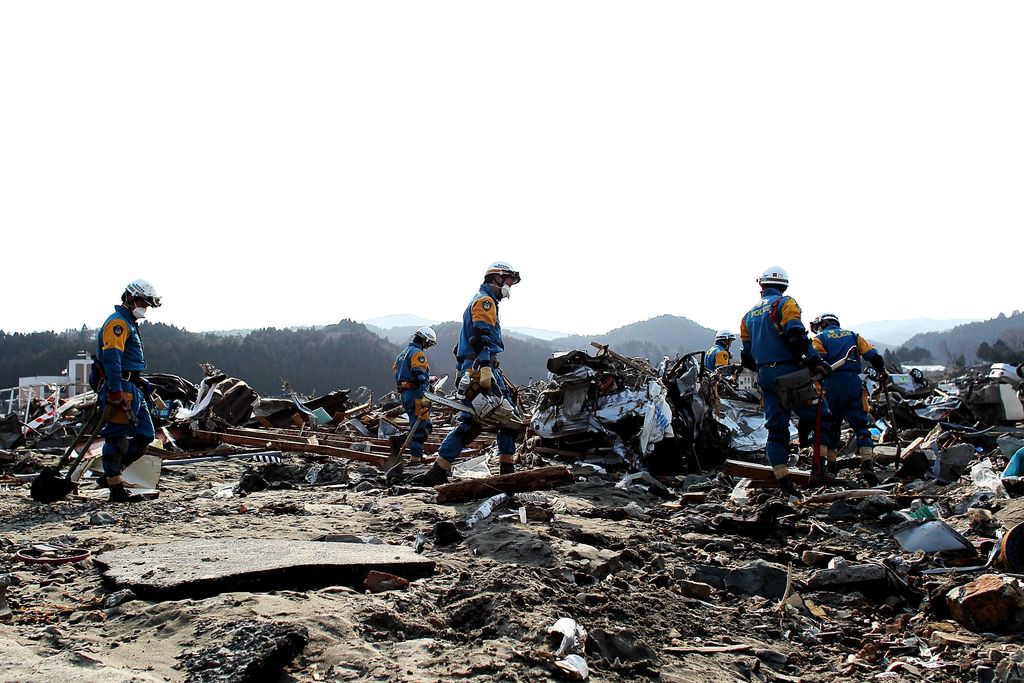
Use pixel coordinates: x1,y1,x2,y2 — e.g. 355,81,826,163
500,284,511,300
132,306,148,319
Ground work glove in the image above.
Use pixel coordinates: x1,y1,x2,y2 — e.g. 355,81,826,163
869,354,887,377
805,354,832,379
103,391,132,421
478,365,494,391
140,378,155,397
420,397,431,409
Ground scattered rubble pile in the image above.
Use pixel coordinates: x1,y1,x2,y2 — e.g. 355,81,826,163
2,353,1024,681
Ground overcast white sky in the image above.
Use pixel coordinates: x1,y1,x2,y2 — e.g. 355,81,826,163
2,2,1020,337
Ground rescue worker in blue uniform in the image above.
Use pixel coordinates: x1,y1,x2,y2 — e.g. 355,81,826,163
704,330,737,372
811,313,886,485
391,326,437,460
740,267,835,496
94,279,162,503
413,262,522,486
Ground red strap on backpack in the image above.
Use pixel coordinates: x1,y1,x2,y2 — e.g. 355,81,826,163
767,296,787,337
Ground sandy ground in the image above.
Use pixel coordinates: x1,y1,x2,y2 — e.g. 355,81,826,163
1,450,1021,682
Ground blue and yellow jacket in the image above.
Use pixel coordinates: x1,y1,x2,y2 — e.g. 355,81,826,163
704,344,731,370
811,325,881,374
740,288,820,366
96,305,146,394
394,341,430,389
456,285,504,366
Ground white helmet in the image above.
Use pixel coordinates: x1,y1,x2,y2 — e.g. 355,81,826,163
124,279,161,307
818,312,840,328
485,261,521,284
757,266,789,289
715,330,737,343
413,325,437,348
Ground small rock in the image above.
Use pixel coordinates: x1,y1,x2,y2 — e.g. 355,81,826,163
682,474,711,491
996,651,1024,683
827,500,859,521
676,580,713,600
102,589,137,609
574,592,607,606
363,571,409,593
753,648,789,665
929,630,980,649
807,563,887,590
947,574,1024,633
89,511,116,526
587,628,657,665
801,551,837,567
724,559,789,600
856,495,898,518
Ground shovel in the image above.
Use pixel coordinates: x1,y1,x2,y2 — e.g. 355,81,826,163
30,408,104,503
878,372,902,459
383,376,447,472
383,416,422,472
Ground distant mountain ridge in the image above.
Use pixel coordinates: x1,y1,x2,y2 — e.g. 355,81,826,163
897,311,1024,365
853,317,978,346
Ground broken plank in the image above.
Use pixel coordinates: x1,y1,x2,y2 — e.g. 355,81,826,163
590,341,657,376
664,644,753,654
797,489,889,505
724,460,811,486
193,430,387,468
434,466,574,504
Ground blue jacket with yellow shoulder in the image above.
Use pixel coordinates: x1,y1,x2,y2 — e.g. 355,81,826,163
704,344,731,370
456,285,504,366
740,288,821,367
394,341,430,388
811,325,881,374
96,305,146,394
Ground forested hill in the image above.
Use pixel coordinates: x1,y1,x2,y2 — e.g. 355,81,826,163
893,311,1024,366
0,321,402,397
550,315,716,360
11,310,906,399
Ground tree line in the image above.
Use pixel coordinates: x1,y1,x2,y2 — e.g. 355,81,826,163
0,320,403,398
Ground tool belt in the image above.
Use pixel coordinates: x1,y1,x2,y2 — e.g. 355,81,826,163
397,381,418,391
774,368,818,409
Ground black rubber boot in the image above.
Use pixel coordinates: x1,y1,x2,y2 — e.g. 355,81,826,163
860,460,880,486
95,475,109,489
108,483,142,503
499,462,515,476
827,460,840,475
777,475,800,498
411,463,450,487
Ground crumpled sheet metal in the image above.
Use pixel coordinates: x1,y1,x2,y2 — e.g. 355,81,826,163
712,398,807,452
532,380,674,455
715,398,774,452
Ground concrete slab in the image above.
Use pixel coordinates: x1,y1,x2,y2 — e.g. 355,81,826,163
95,538,435,600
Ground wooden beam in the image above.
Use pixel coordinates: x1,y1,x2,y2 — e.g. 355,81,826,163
723,459,811,487
193,430,387,468
434,466,574,504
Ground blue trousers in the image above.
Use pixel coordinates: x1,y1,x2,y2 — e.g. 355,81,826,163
438,365,517,464
759,365,833,468
825,372,872,450
400,389,433,457
100,387,155,477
